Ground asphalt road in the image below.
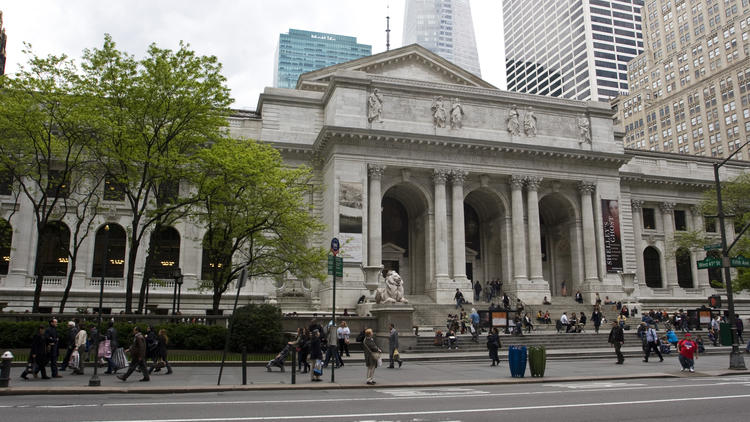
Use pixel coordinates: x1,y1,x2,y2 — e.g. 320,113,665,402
2,375,750,422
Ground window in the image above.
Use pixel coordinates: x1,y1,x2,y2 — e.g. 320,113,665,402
103,176,126,201
0,172,11,196
705,217,717,232
46,170,70,198
674,210,687,231
643,207,656,229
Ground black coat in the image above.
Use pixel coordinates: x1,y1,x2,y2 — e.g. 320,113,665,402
30,333,48,364
309,336,323,360
608,326,624,344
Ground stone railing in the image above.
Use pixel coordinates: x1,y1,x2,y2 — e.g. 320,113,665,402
148,278,175,289
88,277,123,288
26,276,65,286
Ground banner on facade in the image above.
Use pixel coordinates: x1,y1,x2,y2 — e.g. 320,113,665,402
338,182,363,262
602,199,623,273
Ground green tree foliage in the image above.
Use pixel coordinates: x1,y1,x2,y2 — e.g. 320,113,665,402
228,304,285,353
191,137,327,313
80,35,233,313
673,173,750,292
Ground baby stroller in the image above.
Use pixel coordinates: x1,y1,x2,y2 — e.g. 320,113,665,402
266,343,293,372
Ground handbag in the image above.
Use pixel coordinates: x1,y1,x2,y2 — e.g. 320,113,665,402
376,352,383,367
98,339,112,359
70,350,80,369
313,359,323,376
393,348,400,360
111,347,127,370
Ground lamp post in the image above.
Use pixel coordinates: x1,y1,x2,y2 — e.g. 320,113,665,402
89,224,110,387
171,267,182,317
713,139,749,370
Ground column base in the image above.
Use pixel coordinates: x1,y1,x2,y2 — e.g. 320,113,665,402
508,278,551,304
428,276,473,304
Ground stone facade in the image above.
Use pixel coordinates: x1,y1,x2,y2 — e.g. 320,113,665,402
1,45,748,313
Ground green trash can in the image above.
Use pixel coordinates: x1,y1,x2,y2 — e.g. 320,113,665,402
719,322,733,346
528,345,546,377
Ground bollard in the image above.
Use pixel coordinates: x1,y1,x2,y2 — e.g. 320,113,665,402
0,351,13,388
291,348,296,385
241,346,247,386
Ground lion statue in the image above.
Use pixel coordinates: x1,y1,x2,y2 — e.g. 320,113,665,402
375,270,408,304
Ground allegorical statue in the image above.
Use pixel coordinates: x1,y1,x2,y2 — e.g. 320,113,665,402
431,96,447,128
578,116,592,144
450,98,464,129
375,270,408,304
523,107,537,137
368,88,384,123
506,104,520,135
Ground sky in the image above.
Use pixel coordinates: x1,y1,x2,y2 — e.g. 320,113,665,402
1,0,505,110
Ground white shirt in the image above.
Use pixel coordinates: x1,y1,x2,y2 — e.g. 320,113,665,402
337,326,350,340
561,314,569,324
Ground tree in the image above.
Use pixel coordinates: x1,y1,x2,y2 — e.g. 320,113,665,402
81,35,232,313
0,47,99,311
191,137,327,313
674,173,750,292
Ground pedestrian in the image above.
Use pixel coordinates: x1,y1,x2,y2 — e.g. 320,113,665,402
296,328,310,373
72,323,88,375
60,321,78,371
388,323,403,368
470,308,480,342
20,325,49,380
44,318,62,378
103,321,119,374
362,328,381,385
117,326,150,382
323,321,343,368
149,329,172,375
337,321,351,357
502,293,510,310
735,314,744,344
454,288,464,309
523,312,533,333
608,321,625,364
643,324,664,363
487,327,501,366
473,280,482,303
592,308,603,334
309,329,323,382
595,292,602,306
575,290,583,304
677,333,698,372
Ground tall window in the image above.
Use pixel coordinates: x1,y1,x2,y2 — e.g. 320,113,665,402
0,172,11,196
36,222,71,276
150,226,180,278
676,247,693,287
91,224,127,278
644,246,662,288
674,209,687,231
642,207,656,229
103,175,126,201
0,219,11,275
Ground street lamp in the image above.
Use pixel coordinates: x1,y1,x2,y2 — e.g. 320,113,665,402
171,267,183,316
713,139,749,370
89,224,110,387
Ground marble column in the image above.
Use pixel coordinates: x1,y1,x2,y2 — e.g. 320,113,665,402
525,176,543,281
511,175,527,283
690,206,706,288
661,202,678,288
578,181,599,282
450,169,467,282
631,200,645,286
367,164,385,267
433,169,450,280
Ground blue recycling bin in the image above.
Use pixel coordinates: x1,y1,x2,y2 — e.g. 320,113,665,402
508,345,527,378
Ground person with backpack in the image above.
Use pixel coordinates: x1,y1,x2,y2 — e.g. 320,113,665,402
643,324,663,363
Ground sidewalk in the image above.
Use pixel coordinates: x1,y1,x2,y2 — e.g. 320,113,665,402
2,347,749,395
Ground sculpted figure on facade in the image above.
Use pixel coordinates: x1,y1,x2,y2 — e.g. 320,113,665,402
577,115,592,144
431,96,447,128
450,98,464,129
506,105,520,135
523,107,537,137
375,270,408,304
368,88,384,123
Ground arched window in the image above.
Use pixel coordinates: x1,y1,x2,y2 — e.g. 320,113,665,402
91,224,127,278
150,226,180,278
0,218,11,275
676,247,693,288
643,246,662,288
37,222,71,276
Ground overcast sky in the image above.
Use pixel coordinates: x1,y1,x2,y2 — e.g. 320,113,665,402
1,0,505,110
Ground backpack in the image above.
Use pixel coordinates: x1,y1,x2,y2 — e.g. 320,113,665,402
356,330,366,343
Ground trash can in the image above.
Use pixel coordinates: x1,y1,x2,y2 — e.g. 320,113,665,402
0,351,13,388
720,322,733,346
528,345,546,377
508,345,527,378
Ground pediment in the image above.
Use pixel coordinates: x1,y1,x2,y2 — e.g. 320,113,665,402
297,44,495,90
382,242,406,255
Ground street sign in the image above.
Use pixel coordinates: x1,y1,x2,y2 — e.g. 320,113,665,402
703,243,722,251
697,257,722,269
730,254,750,268
327,255,343,277
330,237,340,256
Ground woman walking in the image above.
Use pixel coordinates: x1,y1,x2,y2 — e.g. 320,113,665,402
487,327,501,366
20,325,49,380
337,321,351,357
309,329,323,382
149,329,172,375
294,328,310,373
362,328,381,385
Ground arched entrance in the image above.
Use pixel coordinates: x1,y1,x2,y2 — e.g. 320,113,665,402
464,188,507,289
91,224,127,278
381,183,429,296
539,193,577,296
675,247,693,288
36,221,71,277
644,246,662,288
0,218,11,275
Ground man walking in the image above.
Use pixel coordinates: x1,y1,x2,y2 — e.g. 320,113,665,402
60,321,78,371
388,323,403,368
591,308,603,334
454,289,465,309
643,324,664,362
473,281,482,303
677,333,698,372
44,318,62,378
608,321,625,364
117,326,150,382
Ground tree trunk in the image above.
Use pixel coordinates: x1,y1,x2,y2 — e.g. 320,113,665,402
124,230,141,314
59,260,77,313
31,226,44,313
137,228,158,314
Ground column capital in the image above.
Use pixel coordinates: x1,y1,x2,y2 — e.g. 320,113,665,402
631,199,644,210
368,164,386,180
577,181,596,195
433,168,450,184
525,176,543,191
660,202,676,214
510,175,526,190
450,169,467,185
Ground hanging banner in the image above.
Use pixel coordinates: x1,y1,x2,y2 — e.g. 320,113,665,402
602,199,623,272
338,182,363,262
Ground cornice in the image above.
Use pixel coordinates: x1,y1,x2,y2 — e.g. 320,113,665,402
619,173,713,189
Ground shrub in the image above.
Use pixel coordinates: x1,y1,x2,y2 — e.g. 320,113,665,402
228,304,285,353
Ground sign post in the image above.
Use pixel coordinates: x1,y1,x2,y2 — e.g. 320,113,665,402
697,257,722,269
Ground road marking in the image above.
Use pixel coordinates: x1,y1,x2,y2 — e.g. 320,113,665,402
80,394,750,422
546,382,646,389
374,387,488,397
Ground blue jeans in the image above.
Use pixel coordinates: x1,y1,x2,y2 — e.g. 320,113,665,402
678,355,694,369
323,345,342,367
456,299,463,309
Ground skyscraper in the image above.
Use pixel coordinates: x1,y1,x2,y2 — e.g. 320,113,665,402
614,0,750,161
273,29,372,89
0,11,7,75
503,0,644,101
402,0,482,77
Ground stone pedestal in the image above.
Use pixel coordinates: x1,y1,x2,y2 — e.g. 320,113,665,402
370,303,416,350
361,265,383,301
509,280,551,304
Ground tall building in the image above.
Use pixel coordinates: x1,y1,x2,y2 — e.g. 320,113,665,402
503,0,645,101
0,11,7,75
402,0,482,77
273,29,372,89
615,0,750,161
